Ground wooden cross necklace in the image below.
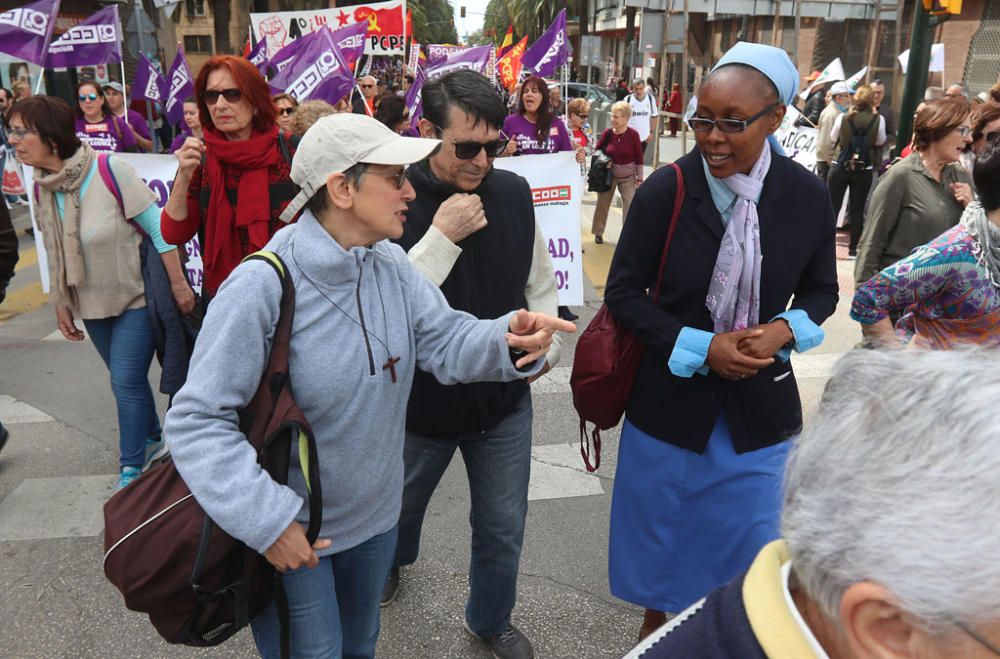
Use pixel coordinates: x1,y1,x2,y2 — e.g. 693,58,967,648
292,249,401,383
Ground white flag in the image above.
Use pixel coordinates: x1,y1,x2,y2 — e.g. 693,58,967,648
846,66,868,90
799,58,846,99
898,44,945,74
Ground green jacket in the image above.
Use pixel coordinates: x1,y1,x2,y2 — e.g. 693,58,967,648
855,152,972,285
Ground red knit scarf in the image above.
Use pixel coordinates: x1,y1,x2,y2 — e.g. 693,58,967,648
202,125,280,288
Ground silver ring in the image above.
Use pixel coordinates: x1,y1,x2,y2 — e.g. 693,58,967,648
739,374,747,379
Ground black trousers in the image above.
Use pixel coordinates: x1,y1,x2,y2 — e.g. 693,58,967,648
827,164,873,253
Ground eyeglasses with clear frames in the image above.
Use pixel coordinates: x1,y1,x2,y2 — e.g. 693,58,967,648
956,126,973,137
7,126,37,141
687,102,779,134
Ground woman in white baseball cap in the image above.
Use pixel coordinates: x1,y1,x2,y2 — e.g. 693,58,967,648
164,113,576,659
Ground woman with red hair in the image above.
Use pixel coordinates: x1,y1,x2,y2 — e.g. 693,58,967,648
161,55,299,298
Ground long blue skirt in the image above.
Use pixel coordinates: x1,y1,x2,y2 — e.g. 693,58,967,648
608,414,791,613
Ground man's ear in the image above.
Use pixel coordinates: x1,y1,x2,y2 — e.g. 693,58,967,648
326,172,354,210
418,118,437,140
840,582,914,659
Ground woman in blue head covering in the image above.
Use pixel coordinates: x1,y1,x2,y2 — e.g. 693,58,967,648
603,42,838,639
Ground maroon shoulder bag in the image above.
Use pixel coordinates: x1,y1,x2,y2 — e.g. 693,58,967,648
569,162,686,471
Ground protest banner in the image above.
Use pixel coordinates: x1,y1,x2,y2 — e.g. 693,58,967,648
426,45,493,81
774,105,819,172
25,154,204,295
251,0,408,57
494,151,583,306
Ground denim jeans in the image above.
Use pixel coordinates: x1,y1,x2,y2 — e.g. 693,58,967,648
394,393,533,637
82,307,160,469
251,526,398,659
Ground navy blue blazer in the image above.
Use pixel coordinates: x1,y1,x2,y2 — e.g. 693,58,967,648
604,149,838,454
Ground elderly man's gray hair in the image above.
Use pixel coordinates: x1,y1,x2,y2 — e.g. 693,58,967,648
782,349,1000,633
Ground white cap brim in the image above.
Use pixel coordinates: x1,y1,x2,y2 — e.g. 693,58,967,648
279,133,441,223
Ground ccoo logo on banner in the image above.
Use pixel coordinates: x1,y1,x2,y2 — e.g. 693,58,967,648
288,50,342,100
0,7,48,37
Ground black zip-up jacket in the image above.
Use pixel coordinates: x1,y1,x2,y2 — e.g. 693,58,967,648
395,160,535,437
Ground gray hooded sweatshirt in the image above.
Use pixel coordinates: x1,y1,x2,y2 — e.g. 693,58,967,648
164,210,540,556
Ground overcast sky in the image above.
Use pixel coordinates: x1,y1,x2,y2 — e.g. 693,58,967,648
453,0,490,42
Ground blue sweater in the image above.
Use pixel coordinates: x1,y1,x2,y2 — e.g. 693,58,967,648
164,211,541,556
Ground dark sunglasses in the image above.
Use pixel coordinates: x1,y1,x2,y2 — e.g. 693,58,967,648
278,107,295,116
987,131,1000,143
79,93,98,102
204,88,242,105
687,102,778,134
432,123,509,159
386,167,408,189
360,84,375,89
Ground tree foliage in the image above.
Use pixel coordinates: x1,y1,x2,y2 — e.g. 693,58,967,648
483,0,584,44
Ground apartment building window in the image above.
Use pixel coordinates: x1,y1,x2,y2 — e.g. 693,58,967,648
184,35,213,54
186,0,206,19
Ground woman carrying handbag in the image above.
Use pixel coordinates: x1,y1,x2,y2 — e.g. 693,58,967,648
602,42,839,640
590,101,644,245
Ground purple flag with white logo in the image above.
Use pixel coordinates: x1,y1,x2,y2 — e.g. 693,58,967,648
45,5,121,68
269,28,355,106
521,8,568,78
425,44,463,69
329,22,367,72
405,65,425,130
0,0,61,66
426,46,493,80
133,53,167,103
247,35,269,77
164,47,195,127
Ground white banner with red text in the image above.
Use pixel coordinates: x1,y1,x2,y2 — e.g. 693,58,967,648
250,0,408,58
494,151,584,306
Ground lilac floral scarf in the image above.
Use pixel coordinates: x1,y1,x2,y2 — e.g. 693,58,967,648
705,145,771,332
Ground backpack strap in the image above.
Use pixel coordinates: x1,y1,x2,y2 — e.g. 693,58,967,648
242,249,319,659
96,153,150,239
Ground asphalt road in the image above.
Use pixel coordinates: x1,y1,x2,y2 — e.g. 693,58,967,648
0,133,863,658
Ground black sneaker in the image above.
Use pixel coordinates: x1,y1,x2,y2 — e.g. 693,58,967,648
594,234,604,244
464,621,535,659
0,423,8,455
380,566,400,608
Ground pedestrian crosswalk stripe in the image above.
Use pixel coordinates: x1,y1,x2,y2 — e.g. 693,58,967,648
0,395,54,423
529,443,604,501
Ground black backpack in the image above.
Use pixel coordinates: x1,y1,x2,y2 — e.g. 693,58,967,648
837,114,879,172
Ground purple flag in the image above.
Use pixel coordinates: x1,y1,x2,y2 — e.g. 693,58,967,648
45,6,121,69
426,46,493,81
247,35,268,77
269,28,323,75
133,53,167,104
405,66,425,130
164,47,195,126
425,44,463,69
329,22,367,72
522,9,568,78
269,28,355,106
0,0,61,66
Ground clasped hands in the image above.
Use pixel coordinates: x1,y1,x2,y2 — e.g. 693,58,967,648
706,320,793,381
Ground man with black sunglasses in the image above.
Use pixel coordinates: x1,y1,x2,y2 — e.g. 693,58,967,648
385,69,564,659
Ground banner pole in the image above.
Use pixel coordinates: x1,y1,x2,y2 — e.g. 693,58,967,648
134,0,157,150
33,67,44,94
